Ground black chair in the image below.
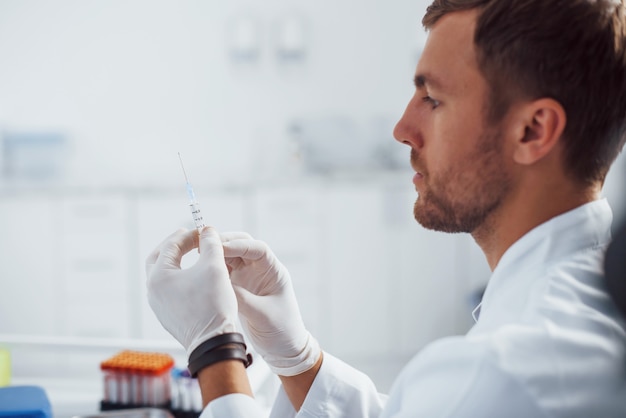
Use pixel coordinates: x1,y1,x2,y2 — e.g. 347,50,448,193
605,222,626,317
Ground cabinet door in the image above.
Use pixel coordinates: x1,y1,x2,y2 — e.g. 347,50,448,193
323,185,394,356
252,186,326,342
0,196,58,335
60,195,132,338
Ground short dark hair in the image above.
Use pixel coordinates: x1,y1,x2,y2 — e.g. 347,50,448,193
423,0,626,184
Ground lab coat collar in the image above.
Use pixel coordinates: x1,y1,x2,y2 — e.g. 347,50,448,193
474,198,613,325
495,198,612,275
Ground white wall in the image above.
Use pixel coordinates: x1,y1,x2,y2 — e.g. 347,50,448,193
0,0,625,409
0,0,426,188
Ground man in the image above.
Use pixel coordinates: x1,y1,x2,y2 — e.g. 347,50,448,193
146,0,626,416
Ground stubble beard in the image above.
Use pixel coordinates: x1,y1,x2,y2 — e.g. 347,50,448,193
412,128,511,234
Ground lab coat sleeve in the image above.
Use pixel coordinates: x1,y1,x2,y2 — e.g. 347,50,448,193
196,352,386,418
380,336,549,418
199,393,265,418
270,352,388,418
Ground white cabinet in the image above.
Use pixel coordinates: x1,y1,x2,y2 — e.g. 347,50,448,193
0,193,135,339
0,196,58,335
0,181,490,392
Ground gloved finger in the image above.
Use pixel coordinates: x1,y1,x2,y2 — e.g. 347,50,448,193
197,226,226,261
220,235,249,270
155,228,199,269
146,228,189,267
223,239,269,261
224,256,243,271
232,284,262,318
220,231,254,243
231,264,276,295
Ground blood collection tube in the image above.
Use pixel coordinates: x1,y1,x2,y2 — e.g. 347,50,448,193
100,350,174,409
103,371,119,403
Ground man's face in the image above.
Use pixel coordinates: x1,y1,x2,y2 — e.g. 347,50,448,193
393,10,512,234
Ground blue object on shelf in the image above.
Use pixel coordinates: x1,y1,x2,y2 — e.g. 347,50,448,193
0,386,52,418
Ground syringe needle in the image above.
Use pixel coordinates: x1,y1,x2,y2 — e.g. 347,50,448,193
178,152,190,184
177,153,206,238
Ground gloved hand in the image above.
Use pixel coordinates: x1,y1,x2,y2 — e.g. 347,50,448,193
146,227,238,357
221,232,321,376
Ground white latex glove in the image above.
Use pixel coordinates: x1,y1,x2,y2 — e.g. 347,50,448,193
146,227,238,357
221,232,320,376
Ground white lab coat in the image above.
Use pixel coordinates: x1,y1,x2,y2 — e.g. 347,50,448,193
202,199,626,417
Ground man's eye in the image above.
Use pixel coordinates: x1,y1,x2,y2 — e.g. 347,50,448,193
422,96,440,109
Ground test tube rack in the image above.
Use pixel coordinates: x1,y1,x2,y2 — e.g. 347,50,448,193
99,350,203,418
100,350,174,410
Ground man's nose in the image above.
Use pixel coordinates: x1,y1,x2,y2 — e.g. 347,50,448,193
392,119,409,145
393,98,423,149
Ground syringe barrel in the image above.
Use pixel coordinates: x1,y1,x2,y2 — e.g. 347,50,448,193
186,183,196,202
189,202,205,231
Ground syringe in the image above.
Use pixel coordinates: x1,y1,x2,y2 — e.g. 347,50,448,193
178,153,206,234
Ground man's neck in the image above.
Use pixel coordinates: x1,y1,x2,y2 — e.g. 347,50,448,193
472,179,601,271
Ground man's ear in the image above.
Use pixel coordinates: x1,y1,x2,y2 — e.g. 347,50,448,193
512,98,566,165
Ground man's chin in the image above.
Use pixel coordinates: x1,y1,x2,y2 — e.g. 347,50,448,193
413,202,465,234
414,204,447,232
